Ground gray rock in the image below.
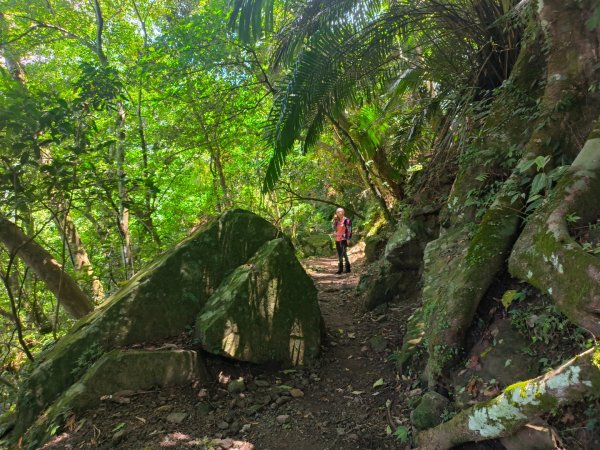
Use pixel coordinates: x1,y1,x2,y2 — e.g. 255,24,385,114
227,380,246,394
410,391,450,430
196,238,323,366
276,414,290,424
23,349,205,447
364,234,387,263
500,420,557,450
218,421,230,430
369,335,388,352
297,234,334,257
384,223,423,270
254,380,270,388
276,396,292,406
229,420,241,434
14,209,281,440
166,412,188,424
195,402,213,414
112,429,126,444
360,260,421,310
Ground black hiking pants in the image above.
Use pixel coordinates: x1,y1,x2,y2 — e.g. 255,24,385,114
336,240,350,268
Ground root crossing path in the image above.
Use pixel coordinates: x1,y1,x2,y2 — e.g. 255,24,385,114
42,246,415,450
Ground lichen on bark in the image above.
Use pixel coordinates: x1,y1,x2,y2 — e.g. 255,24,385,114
509,130,600,335
416,348,600,450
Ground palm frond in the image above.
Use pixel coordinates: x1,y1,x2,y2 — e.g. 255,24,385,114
259,0,524,191
228,0,276,42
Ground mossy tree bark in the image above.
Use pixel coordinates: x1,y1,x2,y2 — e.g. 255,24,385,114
509,124,600,335
423,0,600,385
0,217,94,319
416,347,600,450
422,33,543,385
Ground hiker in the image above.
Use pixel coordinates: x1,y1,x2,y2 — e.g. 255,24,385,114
332,207,352,274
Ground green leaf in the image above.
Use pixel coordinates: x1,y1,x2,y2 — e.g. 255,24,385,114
393,425,410,443
501,290,525,309
533,155,550,171
372,378,385,388
529,173,547,196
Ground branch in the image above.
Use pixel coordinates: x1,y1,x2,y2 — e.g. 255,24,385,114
92,0,108,64
277,182,365,219
9,14,94,52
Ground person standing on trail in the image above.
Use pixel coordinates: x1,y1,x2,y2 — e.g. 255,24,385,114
332,207,352,274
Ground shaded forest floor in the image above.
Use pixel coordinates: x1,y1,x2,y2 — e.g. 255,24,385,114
41,245,420,450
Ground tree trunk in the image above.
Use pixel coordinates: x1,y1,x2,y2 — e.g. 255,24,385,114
114,101,135,278
421,29,544,384
0,217,94,319
134,87,162,247
422,0,600,385
416,348,600,450
329,113,396,224
52,202,105,303
509,123,600,335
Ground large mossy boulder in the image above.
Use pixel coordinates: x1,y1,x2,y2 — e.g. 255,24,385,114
195,238,322,366
297,234,334,257
384,222,426,270
24,349,205,449
410,391,451,430
359,259,420,310
12,210,280,439
364,234,388,263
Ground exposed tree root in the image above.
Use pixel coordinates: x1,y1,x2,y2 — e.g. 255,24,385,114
422,0,600,384
416,347,600,450
509,128,600,336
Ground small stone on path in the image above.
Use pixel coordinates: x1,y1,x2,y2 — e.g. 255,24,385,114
166,412,188,424
369,335,387,352
289,388,304,398
276,414,290,424
228,379,246,394
112,429,126,443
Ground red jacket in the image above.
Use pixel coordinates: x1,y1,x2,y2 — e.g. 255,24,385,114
332,217,352,241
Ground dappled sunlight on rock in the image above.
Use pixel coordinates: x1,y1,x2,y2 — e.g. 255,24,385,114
289,320,305,366
222,319,241,356
13,210,282,445
196,238,322,365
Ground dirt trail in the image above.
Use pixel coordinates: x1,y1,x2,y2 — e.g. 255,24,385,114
42,246,416,450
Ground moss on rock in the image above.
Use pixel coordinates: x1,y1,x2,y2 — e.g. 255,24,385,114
23,349,204,449
195,238,322,366
416,348,600,449
410,391,451,430
509,136,600,335
12,210,280,440
296,234,334,257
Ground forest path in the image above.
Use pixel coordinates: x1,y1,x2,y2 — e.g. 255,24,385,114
42,245,416,450
245,245,416,449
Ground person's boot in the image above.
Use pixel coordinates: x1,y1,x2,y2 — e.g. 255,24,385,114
344,261,351,273
336,263,343,274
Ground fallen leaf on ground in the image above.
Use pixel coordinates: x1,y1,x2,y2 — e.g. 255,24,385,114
373,378,385,388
